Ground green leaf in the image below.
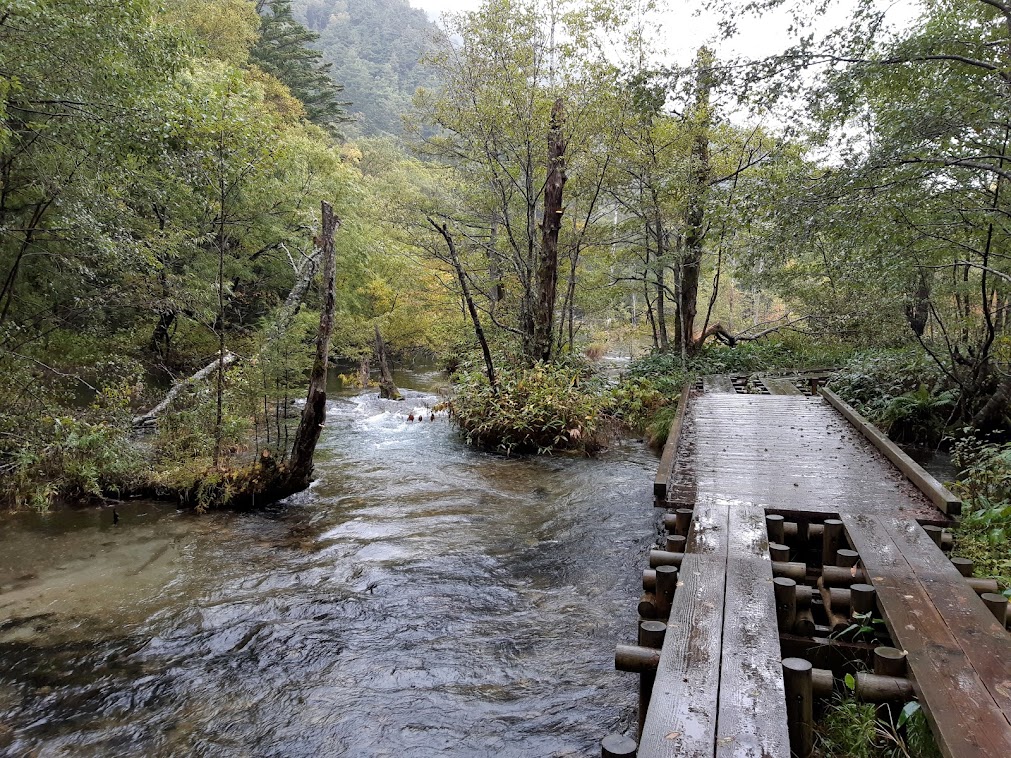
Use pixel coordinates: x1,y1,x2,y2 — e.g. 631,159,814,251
897,700,920,728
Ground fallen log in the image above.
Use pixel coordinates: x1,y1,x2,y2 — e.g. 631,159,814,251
133,351,238,427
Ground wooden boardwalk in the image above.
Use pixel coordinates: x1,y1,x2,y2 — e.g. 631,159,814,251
628,383,1011,758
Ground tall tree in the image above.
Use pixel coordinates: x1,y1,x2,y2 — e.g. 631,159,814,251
251,0,350,128
414,0,616,365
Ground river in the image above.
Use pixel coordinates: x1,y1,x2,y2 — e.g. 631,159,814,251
0,369,656,757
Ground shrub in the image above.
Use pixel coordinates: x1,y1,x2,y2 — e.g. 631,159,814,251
0,388,144,511
449,361,613,455
829,349,949,424
951,433,1011,586
881,385,956,445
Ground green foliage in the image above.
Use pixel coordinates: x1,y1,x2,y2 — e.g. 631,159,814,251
688,337,850,376
0,380,144,511
829,350,949,425
816,693,941,758
951,433,1011,586
450,361,614,455
882,386,956,445
818,696,879,758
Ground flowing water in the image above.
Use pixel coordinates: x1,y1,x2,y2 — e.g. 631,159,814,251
0,369,657,757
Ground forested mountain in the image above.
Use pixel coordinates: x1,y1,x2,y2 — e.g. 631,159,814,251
290,0,446,135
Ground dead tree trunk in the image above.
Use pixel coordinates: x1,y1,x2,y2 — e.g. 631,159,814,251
132,351,239,427
284,201,340,490
430,218,497,391
374,324,403,400
531,98,567,363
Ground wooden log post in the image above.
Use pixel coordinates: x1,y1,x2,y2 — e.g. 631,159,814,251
770,542,791,562
637,621,666,735
811,667,835,697
648,549,684,568
854,672,915,702
873,646,908,677
796,585,814,609
665,534,686,553
818,586,850,632
850,583,877,619
673,508,693,537
637,592,657,619
662,512,678,532
784,522,822,542
601,733,638,758
615,645,661,673
969,577,1000,594
923,524,944,547
775,577,798,631
792,608,816,637
981,592,1009,627
642,569,655,592
767,514,786,544
655,565,678,619
950,556,974,577
783,657,814,758
773,561,808,582
821,519,843,567
836,549,860,568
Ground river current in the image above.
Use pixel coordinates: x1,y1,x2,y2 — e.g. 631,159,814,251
0,369,656,757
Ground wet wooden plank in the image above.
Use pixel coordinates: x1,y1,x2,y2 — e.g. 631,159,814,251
841,514,1011,758
762,377,803,396
639,502,729,757
703,374,736,393
716,505,790,758
821,388,961,515
881,518,1011,714
654,385,693,501
683,394,942,521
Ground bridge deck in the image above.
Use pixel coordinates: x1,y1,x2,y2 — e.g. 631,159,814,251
639,390,1011,758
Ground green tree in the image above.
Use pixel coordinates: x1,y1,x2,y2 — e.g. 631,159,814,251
250,0,350,128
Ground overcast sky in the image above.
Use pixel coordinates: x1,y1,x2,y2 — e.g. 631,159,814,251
409,0,718,64
408,1,919,66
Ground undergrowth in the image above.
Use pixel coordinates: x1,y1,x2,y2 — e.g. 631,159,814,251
817,694,941,758
829,349,953,444
449,360,614,455
950,432,1011,587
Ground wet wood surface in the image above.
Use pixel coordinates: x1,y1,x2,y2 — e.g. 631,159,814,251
638,502,730,757
842,513,1011,757
716,504,790,758
822,388,961,514
654,385,693,501
761,377,803,395
637,386,1009,758
702,375,736,394
684,394,941,521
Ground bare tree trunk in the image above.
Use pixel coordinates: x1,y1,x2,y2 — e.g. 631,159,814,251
374,324,403,400
430,219,497,391
655,219,669,351
285,201,341,489
358,355,370,387
905,270,930,337
531,98,567,363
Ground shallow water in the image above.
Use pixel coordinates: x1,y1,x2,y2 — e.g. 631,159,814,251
0,370,657,757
